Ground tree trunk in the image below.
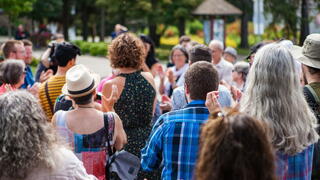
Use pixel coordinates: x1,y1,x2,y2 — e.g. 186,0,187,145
62,0,71,41
148,0,160,46
7,16,12,39
91,22,97,42
81,6,89,41
99,8,105,42
240,12,249,48
178,18,186,37
300,0,309,45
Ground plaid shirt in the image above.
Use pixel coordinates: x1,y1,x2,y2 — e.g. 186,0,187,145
276,144,314,180
141,100,209,180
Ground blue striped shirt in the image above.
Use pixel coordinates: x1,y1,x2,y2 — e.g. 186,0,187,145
141,100,209,180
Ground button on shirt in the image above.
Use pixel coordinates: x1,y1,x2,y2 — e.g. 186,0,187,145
215,58,233,84
141,100,209,180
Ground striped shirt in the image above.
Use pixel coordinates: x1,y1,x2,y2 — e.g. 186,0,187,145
141,100,209,180
39,75,65,121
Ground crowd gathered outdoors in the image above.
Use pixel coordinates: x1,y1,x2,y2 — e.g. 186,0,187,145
1,22,320,180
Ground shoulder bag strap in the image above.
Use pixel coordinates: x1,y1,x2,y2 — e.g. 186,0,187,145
44,81,54,115
104,113,114,179
306,84,320,104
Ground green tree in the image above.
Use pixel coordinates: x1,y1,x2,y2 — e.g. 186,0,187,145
227,0,253,48
162,0,203,36
28,0,63,23
0,0,36,37
265,0,300,41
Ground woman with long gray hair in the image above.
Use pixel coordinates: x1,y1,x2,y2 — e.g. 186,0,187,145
0,91,96,180
240,43,319,179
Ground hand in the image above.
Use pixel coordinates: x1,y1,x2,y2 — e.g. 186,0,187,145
102,84,119,112
230,86,242,102
157,65,165,79
220,80,231,90
39,69,53,83
167,69,176,84
27,83,40,97
205,91,220,113
159,102,172,112
161,95,171,103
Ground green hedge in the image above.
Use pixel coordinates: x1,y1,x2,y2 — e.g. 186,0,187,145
73,40,108,56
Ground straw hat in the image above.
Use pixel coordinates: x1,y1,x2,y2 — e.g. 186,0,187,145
62,64,100,97
291,33,320,69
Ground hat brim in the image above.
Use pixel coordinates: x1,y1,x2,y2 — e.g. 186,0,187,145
62,73,101,98
291,45,320,69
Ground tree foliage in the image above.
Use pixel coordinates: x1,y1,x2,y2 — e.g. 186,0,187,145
0,0,36,19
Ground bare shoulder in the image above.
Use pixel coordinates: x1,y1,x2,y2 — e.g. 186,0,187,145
102,77,123,92
141,71,156,88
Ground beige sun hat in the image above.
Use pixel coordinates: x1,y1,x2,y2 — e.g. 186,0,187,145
62,64,100,97
291,33,320,69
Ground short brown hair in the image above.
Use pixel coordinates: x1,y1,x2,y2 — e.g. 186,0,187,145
22,39,32,46
2,40,22,59
196,109,276,180
109,33,145,69
184,61,219,100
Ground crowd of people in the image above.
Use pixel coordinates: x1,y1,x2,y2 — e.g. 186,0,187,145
0,28,320,180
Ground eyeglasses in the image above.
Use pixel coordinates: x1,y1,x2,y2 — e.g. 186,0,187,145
172,54,185,57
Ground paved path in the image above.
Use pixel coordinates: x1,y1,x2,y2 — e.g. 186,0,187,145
33,50,112,78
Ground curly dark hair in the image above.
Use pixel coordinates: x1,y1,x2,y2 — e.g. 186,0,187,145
196,108,276,180
109,33,145,69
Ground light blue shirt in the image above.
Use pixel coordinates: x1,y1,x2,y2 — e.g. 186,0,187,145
172,85,232,110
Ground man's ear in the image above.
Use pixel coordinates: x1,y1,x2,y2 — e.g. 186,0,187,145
184,83,189,95
68,58,76,66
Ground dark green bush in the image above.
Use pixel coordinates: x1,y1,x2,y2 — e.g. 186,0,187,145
89,43,107,56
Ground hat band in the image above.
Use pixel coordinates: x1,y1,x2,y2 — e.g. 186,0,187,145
68,80,94,95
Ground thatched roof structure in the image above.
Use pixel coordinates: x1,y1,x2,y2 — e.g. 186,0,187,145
193,0,242,16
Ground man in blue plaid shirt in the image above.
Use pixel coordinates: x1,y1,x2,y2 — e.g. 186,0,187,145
141,61,219,180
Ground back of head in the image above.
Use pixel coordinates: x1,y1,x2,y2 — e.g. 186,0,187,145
22,39,33,47
185,61,219,100
179,35,191,44
52,42,81,67
240,43,319,154
109,33,145,69
224,47,237,58
0,90,57,179
2,40,22,59
189,44,212,64
196,109,276,180
0,59,25,85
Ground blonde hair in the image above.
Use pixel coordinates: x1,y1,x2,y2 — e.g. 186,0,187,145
240,43,319,155
0,91,60,179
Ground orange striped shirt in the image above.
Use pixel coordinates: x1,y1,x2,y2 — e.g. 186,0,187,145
39,75,66,121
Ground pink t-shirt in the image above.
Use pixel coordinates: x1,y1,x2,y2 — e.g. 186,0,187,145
96,75,115,93
0,84,17,96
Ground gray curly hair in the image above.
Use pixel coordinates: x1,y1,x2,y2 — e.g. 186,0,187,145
0,90,58,179
240,43,319,155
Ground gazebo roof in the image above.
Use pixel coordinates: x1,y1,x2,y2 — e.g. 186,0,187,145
193,0,242,16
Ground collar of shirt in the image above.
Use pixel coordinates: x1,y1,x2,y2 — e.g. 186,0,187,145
186,100,206,108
